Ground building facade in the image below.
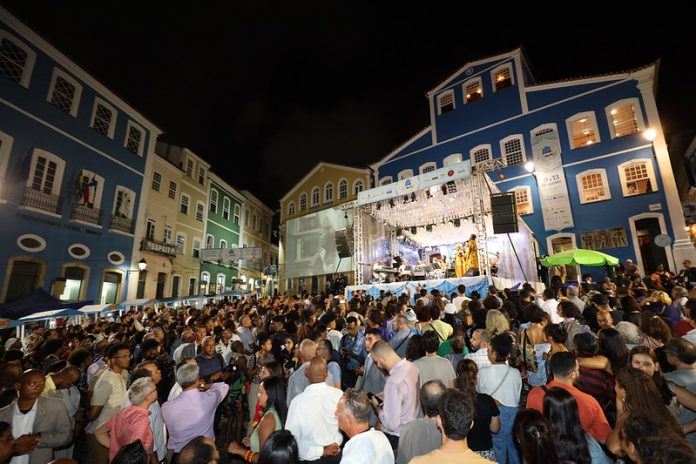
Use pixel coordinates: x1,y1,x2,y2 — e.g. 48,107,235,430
239,190,276,296
371,48,696,280
0,8,161,304
200,172,244,294
278,162,370,294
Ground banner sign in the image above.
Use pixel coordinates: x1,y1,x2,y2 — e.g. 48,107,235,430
531,127,574,231
358,160,472,206
141,239,177,256
200,246,262,264
580,228,629,250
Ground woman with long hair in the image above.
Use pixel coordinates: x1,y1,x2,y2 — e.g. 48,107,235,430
640,312,672,349
606,367,685,456
228,376,287,463
542,387,610,464
519,304,551,387
258,430,299,464
455,359,500,460
513,409,561,464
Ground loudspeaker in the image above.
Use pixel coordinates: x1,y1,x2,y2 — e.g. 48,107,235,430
490,193,519,234
334,229,353,258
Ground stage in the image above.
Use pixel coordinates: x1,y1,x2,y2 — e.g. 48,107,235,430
345,275,489,302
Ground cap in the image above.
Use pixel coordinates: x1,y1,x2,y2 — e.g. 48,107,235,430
445,303,457,314
4,338,19,350
405,309,418,323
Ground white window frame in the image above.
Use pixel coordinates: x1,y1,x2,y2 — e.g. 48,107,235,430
201,272,210,294
419,163,437,174
379,176,393,186
491,63,515,92
605,98,645,139
233,203,240,224
287,201,296,216
192,238,201,258
168,181,177,200
46,68,82,117
324,181,334,202
163,224,173,244
0,130,14,181
220,239,227,249
112,186,135,219
176,232,186,254
0,30,37,88
146,218,156,240
198,167,206,185
124,120,145,156
463,76,483,103
299,193,307,211
398,169,414,180
338,179,348,199
618,159,658,197
185,158,194,178
311,186,320,206
437,89,456,115
531,123,559,139
565,111,601,149
75,168,104,211
500,135,527,167
352,179,364,196
90,97,117,139
443,153,463,166
508,186,534,215
222,197,230,220
470,144,492,166
180,193,190,215
576,168,612,204
206,234,214,249
210,189,218,214
26,149,66,195
152,171,162,192
195,201,205,222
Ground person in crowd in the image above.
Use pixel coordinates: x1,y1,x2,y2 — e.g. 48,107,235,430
662,338,696,452
572,333,615,416
396,380,445,464
652,264,676,292
317,338,341,389
286,339,334,406
167,357,197,401
615,321,643,349
0,421,12,463
195,336,228,383
369,341,420,451
409,389,492,464
566,285,585,313
237,315,255,354
675,299,696,338
404,334,425,362
177,436,220,464
216,326,240,366
285,357,343,463
540,288,562,324
644,291,680,327
85,343,131,464
452,284,469,312
476,333,521,464
339,317,367,389
413,331,456,387
95,377,158,462
354,328,388,421
455,359,499,461
519,304,551,387
172,330,197,364
257,430,298,464
620,411,696,464
542,387,609,464
513,409,561,464
110,439,149,464
389,315,412,358
246,335,276,432
464,329,492,369
527,352,611,444
640,311,673,349
421,306,453,345
161,363,229,455
336,388,393,464
228,375,286,463
0,370,72,464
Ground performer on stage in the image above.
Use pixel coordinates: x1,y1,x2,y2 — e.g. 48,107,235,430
465,234,479,276
454,243,466,277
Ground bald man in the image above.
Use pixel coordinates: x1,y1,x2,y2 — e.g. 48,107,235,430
287,339,335,406
285,357,344,463
178,436,220,464
0,370,72,464
42,366,81,399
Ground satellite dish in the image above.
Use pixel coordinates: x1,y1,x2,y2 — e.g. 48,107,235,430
654,234,672,248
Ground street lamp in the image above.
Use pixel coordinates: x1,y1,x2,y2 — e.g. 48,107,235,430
643,128,657,142
137,258,147,271
524,161,535,174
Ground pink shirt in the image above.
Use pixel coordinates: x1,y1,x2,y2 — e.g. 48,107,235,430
106,405,153,462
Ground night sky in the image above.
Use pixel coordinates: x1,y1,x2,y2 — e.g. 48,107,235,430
4,2,695,208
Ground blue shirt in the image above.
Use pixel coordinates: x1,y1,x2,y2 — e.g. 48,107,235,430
340,330,367,372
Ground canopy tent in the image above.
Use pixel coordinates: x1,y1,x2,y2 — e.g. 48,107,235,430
117,298,151,309
7,308,85,328
0,288,91,319
541,249,619,267
79,304,117,314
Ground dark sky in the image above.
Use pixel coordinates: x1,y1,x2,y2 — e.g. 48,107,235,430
4,2,695,207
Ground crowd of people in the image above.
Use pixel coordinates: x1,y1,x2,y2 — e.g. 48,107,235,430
2,259,696,463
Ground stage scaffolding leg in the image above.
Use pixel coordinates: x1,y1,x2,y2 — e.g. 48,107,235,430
353,204,365,285
472,171,489,276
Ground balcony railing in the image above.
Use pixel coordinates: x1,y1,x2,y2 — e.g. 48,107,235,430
109,214,135,234
71,203,102,225
22,187,61,214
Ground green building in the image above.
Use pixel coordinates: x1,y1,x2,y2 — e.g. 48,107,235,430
200,173,244,294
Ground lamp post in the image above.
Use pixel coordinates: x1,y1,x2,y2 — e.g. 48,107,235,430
122,258,147,303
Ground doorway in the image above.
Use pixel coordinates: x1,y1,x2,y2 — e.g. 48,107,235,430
156,272,166,299
635,218,668,275
549,234,579,282
100,271,122,304
5,260,42,302
59,266,86,301
172,276,180,298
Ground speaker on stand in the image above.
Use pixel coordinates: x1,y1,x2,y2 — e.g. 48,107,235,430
490,193,519,234
334,229,353,258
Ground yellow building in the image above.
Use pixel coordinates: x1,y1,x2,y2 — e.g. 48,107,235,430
239,190,277,296
279,162,370,294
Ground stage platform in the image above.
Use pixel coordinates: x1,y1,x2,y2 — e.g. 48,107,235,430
345,275,489,302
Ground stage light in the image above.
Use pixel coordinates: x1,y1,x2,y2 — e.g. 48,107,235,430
454,218,461,227
426,224,433,232
463,216,469,222
410,192,416,202
447,181,457,193
426,189,432,199
410,226,417,234
403,195,409,204
376,201,381,210
389,199,395,208
441,184,448,195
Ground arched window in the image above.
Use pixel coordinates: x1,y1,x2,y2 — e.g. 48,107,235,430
443,153,462,166
508,186,533,215
299,193,307,211
470,144,492,165
419,163,437,174
618,160,657,197
576,169,611,204
500,135,526,166
606,98,644,139
338,179,348,199
324,182,334,202
566,111,600,148
398,169,414,180
311,186,320,206
353,179,364,196
288,201,296,216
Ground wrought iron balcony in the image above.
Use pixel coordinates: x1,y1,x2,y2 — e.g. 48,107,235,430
70,203,102,225
22,187,62,214
109,214,135,234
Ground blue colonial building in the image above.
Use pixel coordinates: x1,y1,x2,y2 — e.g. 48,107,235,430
0,8,161,304
370,48,695,281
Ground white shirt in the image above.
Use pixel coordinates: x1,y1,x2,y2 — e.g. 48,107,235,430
10,401,38,464
86,369,128,433
541,298,563,324
286,383,344,461
168,383,183,401
452,295,469,312
682,329,696,347
464,348,491,369
328,329,343,351
286,362,335,406
216,337,239,366
477,364,522,407
341,428,394,464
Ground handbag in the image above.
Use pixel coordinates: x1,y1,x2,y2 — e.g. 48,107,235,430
520,329,539,374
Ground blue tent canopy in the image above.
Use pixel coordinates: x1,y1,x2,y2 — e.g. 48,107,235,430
0,288,91,319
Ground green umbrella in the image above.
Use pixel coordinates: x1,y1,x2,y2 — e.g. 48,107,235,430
541,249,620,267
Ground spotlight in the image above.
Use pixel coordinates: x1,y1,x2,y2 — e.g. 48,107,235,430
441,184,448,196
447,181,457,193
426,189,432,199
454,218,461,228
410,192,416,202
403,195,409,204
426,224,433,232
389,199,395,208
410,226,417,234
